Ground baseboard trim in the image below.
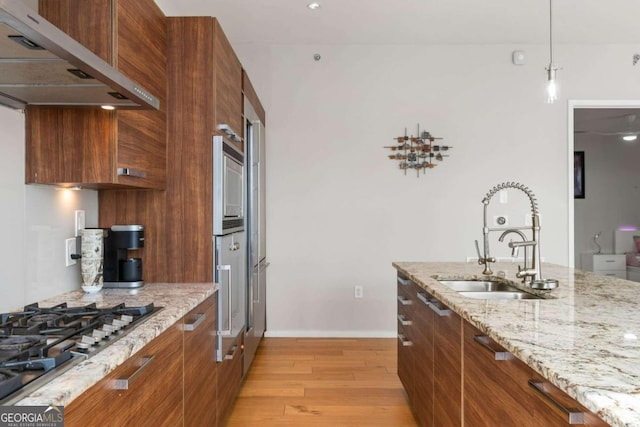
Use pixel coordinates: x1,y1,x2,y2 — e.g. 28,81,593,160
264,330,397,338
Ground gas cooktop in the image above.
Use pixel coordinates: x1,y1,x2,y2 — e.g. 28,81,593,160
0,301,161,404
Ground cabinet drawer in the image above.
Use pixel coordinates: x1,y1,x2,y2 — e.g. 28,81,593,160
593,255,625,270
598,269,627,279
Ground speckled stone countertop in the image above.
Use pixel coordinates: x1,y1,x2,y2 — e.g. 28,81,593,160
393,261,640,427
12,282,217,407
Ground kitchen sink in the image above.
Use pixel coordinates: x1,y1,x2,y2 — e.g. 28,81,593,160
438,280,521,293
438,280,544,300
457,291,542,300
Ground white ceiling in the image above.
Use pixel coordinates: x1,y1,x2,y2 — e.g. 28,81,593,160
154,0,640,45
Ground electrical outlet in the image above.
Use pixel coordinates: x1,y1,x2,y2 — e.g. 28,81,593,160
493,215,508,226
354,285,363,299
74,210,85,237
65,238,77,267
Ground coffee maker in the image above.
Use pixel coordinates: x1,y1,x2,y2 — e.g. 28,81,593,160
103,225,145,288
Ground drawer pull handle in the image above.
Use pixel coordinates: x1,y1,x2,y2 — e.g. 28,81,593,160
605,260,615,263
397,277,411,286
184,312,206,331
427,300,451,317
397,334,413,346
397,314,412,326
117,168,147,178
225,345,238,360
473,335,513,360
397,295,412,305
114,355,155,390
416,291,431,306
528,380,585,424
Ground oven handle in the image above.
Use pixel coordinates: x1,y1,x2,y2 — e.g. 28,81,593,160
217,264,232,336
114,355,155,390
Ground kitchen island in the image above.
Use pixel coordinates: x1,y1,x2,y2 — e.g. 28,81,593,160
394,261,640,427
10,282,217,407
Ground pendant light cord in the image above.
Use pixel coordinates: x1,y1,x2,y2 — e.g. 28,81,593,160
549,0,553,65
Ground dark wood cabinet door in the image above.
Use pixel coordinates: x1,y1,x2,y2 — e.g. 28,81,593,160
464,322,535,427
464,322,609,427
184,295,218,426
65,323,183,427
217,333,244,426
412,289,435,426
432,297,462,427
396,276,415,400
214,20,243,145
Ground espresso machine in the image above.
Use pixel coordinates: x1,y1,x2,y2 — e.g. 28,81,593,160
103,225,145,288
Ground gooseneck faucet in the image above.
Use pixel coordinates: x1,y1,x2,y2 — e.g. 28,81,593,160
475,182,547,286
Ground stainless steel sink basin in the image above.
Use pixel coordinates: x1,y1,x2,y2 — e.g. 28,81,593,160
438,280,521,293
458,291,542,300
438,280,543,300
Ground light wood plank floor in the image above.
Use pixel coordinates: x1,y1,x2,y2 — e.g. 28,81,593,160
226,338,418,426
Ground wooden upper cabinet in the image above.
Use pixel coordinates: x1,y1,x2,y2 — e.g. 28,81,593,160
214,19,243,147
26,0,167,189
243,70,265,125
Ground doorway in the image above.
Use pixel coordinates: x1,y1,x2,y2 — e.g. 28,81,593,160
568,100,640,268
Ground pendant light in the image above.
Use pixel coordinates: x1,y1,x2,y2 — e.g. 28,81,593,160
545,0,558,103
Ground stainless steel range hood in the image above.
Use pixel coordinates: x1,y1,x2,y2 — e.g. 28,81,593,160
0,0,159,109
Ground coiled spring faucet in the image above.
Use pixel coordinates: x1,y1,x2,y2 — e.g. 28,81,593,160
475,182,558,289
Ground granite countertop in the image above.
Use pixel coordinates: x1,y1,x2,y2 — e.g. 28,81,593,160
393,261,640,427
12,282,218,407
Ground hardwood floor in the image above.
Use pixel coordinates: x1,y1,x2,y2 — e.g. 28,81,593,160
226,338,418,426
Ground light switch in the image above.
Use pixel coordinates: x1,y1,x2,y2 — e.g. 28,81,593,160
499,189,508,204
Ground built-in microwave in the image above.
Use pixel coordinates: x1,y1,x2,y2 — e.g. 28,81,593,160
213,132,244,235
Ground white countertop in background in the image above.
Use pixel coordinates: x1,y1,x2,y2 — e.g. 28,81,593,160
12,282,217,407
393,261,640,427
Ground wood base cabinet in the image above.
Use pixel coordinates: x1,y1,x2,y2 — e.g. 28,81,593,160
65,322,183,426
184,294,218,426
396,274,416,400
396,274,462,426
464,322,608,427
217,332,244,426
396,273,608,426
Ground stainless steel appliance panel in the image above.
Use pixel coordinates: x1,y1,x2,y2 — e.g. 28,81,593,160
213,134,245,235
243,97,267,375
215,232,246,362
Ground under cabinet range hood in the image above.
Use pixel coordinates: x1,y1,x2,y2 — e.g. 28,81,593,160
0,0,159,109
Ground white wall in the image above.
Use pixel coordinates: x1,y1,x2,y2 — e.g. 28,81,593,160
234,43,640,337
574,133,640,265
0,106,98,312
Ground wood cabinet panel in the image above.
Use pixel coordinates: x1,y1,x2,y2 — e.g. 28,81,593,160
412,292,434,426
242,70,265,125
164,17,215,283
184,294,218,426
464,322,535,427
396,276,415,400
217,333,244,426
433,299,462,427
65,323,183,426
464,322,608,427
214,19,243,142
29,0,167,189
26,108,113,185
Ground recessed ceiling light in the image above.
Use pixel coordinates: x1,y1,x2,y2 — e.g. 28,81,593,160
622,135,638,142
308,2,320,10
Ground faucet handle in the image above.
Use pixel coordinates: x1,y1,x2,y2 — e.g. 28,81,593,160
474,240,484,264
